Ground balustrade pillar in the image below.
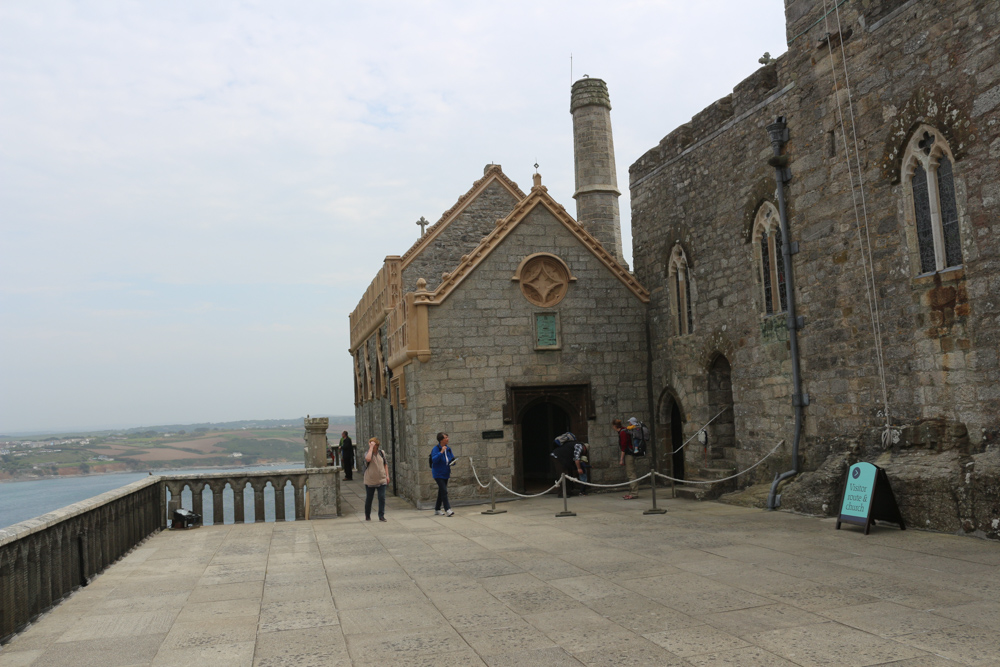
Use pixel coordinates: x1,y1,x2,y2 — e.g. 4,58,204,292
293,480,305,520
192,482,205,519
274,478,287,521
252,481,266,523
0,554,13,642
208,481,225,525
232,480,245,524
37,540,52,613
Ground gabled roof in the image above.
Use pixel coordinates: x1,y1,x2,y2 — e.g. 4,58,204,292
399,165,527,269
413,178,649,305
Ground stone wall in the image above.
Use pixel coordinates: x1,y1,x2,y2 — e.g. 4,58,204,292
401,203,650,507
630,0,1000,536
401,180,521,294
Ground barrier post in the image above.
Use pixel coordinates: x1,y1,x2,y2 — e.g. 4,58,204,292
481,474,506,515
644,471,667,515
556,475,576,517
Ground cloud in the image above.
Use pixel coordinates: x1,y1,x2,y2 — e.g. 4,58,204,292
0,0,787,431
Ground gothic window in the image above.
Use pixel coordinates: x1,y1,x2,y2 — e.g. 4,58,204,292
666,245,694,335
752,202,787,315
902,126,963,275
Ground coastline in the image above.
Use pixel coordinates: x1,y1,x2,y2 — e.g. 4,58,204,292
0,460,303,484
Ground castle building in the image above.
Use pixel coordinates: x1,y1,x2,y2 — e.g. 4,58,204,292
349,80,650,507
350,0,999,536
630,0,999,535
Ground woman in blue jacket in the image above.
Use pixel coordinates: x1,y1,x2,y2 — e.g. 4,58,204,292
431,432,455,516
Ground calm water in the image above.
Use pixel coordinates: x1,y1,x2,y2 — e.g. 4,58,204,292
0,463,305,530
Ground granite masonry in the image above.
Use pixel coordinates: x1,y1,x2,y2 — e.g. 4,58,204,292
630,0,999,537
350,163,651,509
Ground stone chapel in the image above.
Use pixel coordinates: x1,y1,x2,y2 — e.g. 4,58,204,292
349,79,650,508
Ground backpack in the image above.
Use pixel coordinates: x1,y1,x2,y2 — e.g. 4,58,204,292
429,447,435,469
628,422,649,457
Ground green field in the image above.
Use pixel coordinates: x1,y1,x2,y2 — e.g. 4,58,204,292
0,425,353,478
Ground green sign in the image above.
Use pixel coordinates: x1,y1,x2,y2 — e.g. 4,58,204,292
840,462,876,520
837,462,906,535
536,313,557,347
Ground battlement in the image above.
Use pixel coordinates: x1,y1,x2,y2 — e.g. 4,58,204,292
629,60,783,184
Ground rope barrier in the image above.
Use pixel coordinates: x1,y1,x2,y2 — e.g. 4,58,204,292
491,475,562,499
568,472,652,489
672,407,731,455
655,440,785,485
467,457,492,489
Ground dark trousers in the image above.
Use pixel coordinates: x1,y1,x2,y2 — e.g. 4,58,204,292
342,453,354,479
365,484,386,519
434,477,451,511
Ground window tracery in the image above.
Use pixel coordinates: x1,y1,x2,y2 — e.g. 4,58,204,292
902,126,963,274
667,245,694,336
752,203,787,315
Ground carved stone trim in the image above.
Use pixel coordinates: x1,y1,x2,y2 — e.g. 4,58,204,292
419,188,650,306
399,165,527,269
512,253,575,307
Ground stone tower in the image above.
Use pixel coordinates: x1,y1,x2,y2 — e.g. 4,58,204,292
571,77,625,266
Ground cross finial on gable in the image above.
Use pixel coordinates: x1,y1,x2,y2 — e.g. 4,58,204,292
416,216,430,237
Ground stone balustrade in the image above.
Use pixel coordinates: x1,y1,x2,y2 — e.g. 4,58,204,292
0,467,340,645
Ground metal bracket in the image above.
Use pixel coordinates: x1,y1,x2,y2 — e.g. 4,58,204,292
789,241,800,255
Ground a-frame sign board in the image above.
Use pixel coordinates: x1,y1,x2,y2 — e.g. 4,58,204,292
836,462,906,535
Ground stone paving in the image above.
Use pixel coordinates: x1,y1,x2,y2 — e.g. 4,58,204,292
2,479,999,666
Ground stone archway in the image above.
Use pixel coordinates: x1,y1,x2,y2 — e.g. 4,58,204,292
707,354,735,461
506,384,593,493
657,388,687,481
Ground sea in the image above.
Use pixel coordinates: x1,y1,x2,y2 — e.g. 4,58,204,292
0,462,305,530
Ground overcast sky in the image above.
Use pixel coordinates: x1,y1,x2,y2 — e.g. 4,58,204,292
0,1,788,433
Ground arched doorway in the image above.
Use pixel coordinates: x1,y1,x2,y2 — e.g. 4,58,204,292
657,390,686,481
518,401,570,493
707,354,735,460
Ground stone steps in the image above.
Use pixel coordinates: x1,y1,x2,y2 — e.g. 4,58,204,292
674,457,738,501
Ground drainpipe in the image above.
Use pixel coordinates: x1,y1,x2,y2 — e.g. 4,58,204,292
765,116,807,510
386,366,397,496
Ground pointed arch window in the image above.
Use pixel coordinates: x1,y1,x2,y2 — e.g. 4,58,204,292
667,245,694,336
903,126,963,274
752,202,787,315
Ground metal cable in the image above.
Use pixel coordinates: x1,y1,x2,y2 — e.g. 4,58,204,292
655,440,785,485
822,0,893,436
672,407,730,455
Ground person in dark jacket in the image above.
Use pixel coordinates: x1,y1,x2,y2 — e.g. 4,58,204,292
550,433,579,497
431,432,455,516
340,431,354,480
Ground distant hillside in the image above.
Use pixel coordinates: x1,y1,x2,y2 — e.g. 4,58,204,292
124,416,355,434
1,415,355,439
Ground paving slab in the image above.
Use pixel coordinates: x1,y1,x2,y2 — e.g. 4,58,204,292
1,478,997,666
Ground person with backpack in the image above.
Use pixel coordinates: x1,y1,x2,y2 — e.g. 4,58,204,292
614,418,639,499
363,437,390,522
431,432,456,516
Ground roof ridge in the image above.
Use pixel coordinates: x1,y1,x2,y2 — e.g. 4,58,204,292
420,184,649,305
399,165,527,268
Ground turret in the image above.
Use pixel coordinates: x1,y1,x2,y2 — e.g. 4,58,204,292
571,77,625,266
